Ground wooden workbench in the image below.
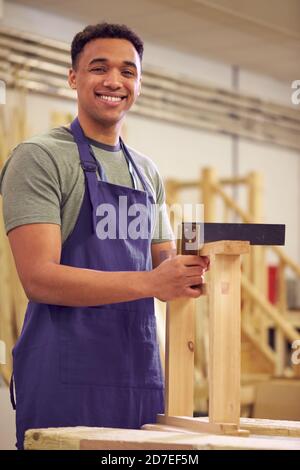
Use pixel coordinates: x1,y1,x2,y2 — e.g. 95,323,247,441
24,421,300,450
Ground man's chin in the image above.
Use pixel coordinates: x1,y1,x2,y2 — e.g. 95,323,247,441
92,112,124,128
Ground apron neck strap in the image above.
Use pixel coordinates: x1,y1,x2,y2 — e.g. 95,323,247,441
70,117,154,200
70,118,106,181
119,137,153,198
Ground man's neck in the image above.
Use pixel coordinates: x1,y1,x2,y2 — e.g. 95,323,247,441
77,113,122,146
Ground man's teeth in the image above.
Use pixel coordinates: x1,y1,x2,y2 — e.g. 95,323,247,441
97,95,122,102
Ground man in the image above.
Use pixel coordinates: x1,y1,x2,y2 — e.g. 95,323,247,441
0,23,208,449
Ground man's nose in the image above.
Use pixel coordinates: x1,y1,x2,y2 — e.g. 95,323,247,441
103,70,122,89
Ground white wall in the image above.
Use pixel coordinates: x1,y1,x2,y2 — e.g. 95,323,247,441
239,141,300,262
5,89,77,137
1,0,300,449
126,114,233,180
239,70,294,107
1,0,83,43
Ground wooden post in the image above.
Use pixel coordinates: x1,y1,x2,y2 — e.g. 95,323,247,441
165,297,195,416
165,179,181,238
241,251,251,331
202,168,217,222
163,186,196,417
275,260,287,375
248,172,267,342
208,253,241,424
164,224,195,417
165,179,178,208
248,172,263,223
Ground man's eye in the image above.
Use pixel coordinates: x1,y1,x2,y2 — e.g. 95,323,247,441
91,67,106,72
122,70,135,76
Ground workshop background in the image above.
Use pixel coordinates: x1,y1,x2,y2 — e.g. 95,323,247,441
0,0,299,450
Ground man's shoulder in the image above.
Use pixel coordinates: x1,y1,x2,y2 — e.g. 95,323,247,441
9,127,78,171
0,127,78,189
21,126,74,153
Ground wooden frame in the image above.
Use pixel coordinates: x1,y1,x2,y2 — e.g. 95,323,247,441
149,239,300,438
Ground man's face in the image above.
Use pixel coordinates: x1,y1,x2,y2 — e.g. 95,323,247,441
68,38,142,127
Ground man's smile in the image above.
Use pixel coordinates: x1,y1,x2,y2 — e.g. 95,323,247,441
95,92,127,106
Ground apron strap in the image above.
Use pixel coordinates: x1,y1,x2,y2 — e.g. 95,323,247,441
120,138,154,201
71,119,105,233
120,139,157,236
10,374,16,410
71,120,106,181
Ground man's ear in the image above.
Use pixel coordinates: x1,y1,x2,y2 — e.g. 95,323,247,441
68,68,77,90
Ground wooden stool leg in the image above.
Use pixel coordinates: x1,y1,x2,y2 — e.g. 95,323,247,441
165,298,195,417
208,253,241,426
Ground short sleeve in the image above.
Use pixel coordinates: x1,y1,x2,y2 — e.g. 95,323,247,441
0,143,62,234
151,170,174,244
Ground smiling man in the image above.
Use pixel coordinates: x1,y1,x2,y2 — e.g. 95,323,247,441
0,23,208,450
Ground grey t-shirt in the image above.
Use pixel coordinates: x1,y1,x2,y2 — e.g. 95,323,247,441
0,126,173,244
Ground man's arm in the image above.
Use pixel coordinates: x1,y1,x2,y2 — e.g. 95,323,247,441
8,224,208,306
8,223,152,306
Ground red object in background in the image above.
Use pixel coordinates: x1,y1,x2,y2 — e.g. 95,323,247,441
268,265,278,304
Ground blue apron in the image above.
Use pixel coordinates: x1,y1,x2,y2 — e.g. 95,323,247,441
10,117,164,449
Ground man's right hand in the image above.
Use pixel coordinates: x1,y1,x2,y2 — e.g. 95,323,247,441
149,254,208,301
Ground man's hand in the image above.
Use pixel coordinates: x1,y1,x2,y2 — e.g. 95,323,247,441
149,254,209,301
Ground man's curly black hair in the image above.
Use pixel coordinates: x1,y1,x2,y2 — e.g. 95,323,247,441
71,22,144,69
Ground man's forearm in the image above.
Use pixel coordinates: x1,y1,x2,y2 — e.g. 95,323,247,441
27,263,154,306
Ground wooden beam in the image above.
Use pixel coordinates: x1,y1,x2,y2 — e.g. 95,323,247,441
199,240,250,256
196,416,300,438
156,415,249,436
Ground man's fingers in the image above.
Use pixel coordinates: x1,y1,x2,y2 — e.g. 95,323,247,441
186,266,206,277
201,256,210,268
180,255,209,267
186,275,205,286
185,286,203,297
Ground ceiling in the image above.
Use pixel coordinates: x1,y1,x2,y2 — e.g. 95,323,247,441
8,0,300,82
